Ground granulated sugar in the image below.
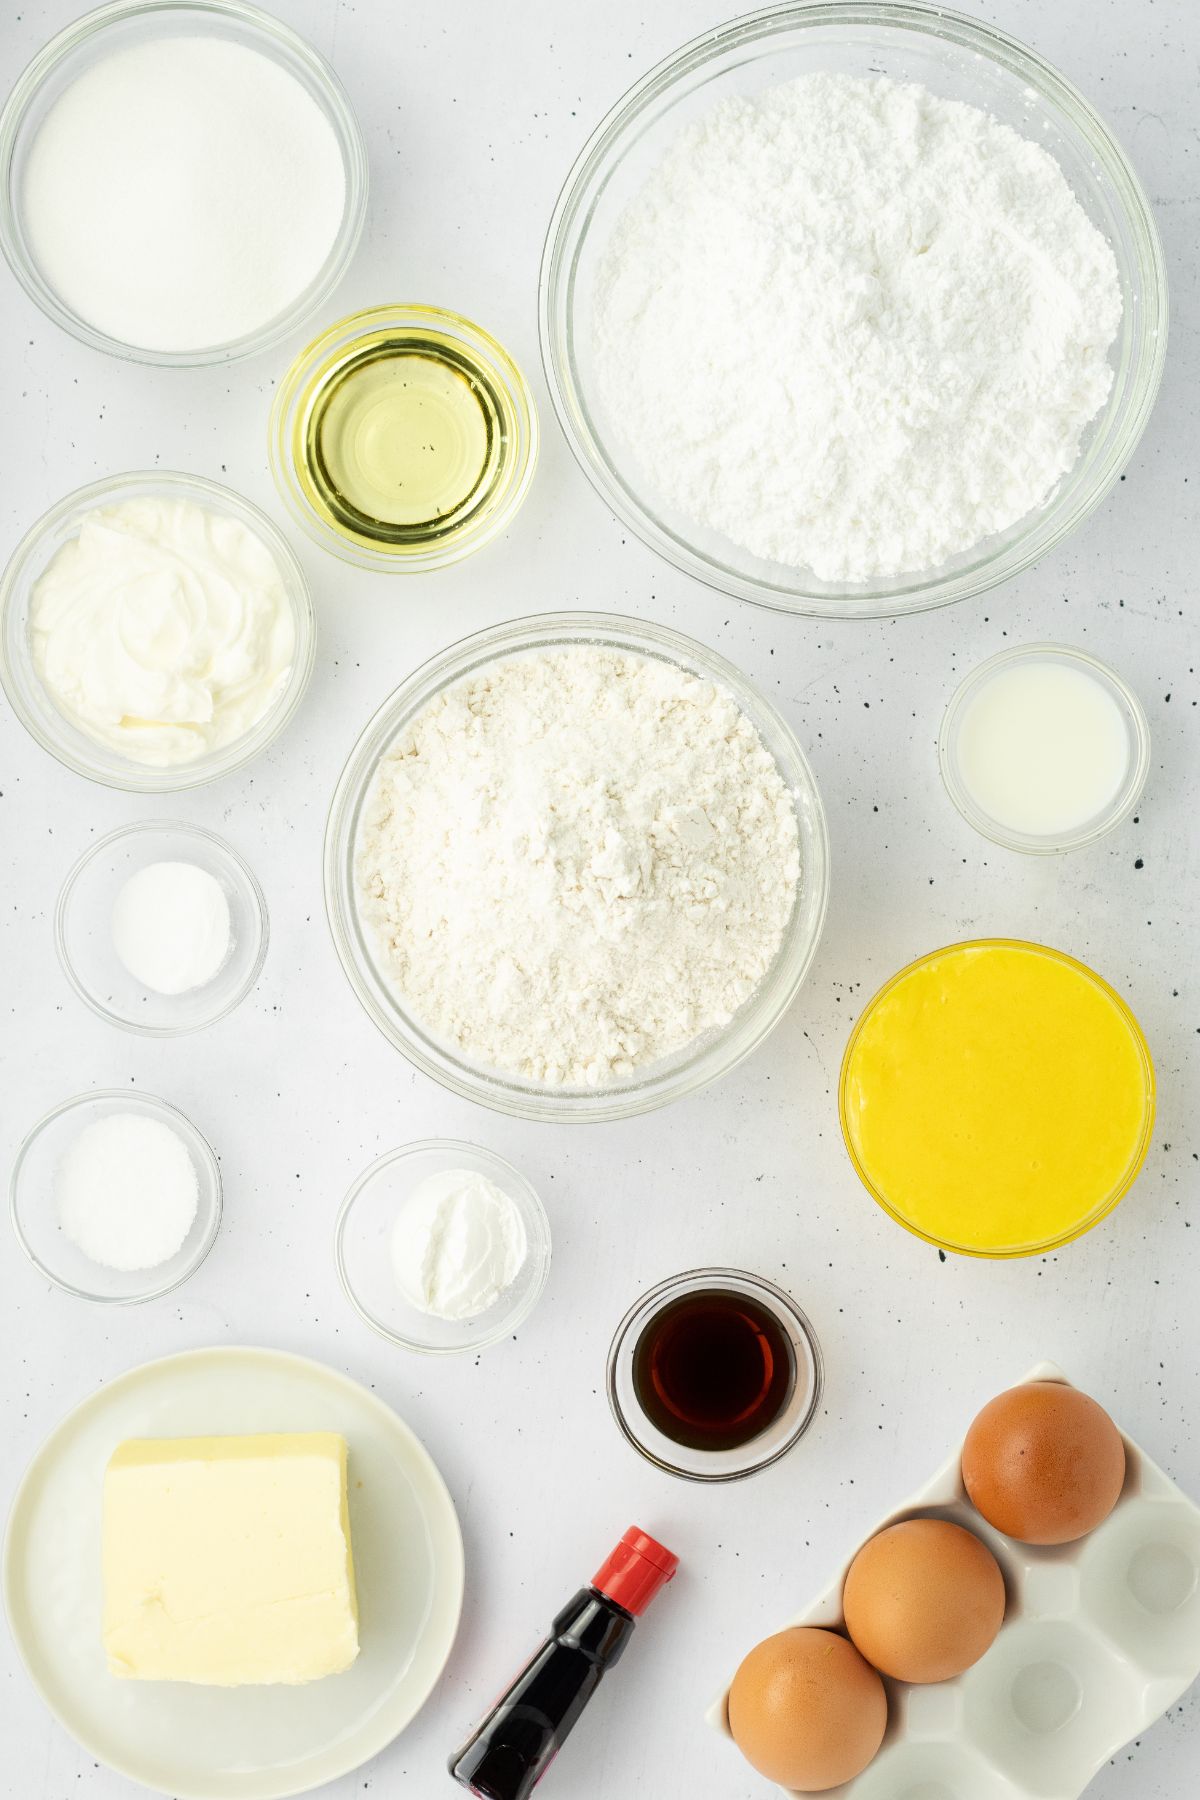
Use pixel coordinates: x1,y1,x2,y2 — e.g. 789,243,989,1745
23,36,345,353
358,646,800,1087
593,74,1123,583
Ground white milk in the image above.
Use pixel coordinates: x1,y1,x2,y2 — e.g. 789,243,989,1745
955,660,1130,836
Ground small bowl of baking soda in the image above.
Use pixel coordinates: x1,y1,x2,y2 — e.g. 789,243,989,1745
10,1090,222,1304
56,820,268,1035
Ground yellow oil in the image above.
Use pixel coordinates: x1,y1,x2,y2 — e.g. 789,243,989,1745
295,326,507,552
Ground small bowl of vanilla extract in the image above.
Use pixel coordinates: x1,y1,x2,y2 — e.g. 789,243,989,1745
606,1268,823,1482
269,303,538,572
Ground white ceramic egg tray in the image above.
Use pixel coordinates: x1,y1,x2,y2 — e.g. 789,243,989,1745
708,1364,1200,1799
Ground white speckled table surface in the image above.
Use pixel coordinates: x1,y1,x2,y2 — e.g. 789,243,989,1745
1,0,1197,1796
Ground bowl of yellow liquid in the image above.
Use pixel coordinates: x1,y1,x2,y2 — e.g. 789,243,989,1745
839,939,1155,1258
270,304,537,570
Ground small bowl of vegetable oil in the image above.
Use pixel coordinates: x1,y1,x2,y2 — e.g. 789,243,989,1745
269,303,538,571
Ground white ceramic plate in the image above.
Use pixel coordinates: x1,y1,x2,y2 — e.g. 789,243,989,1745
3,1345,465,1800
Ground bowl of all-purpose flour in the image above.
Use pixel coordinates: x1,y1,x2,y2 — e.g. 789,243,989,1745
0,0,366,364
325,614,830,1122
540,2,1167,619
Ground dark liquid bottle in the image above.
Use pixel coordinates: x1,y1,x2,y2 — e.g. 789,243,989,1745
449,1528,678,1800
632,1287,796,1451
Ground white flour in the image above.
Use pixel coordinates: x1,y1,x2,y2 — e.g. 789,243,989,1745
593,74,1123,582
358,647,800,1086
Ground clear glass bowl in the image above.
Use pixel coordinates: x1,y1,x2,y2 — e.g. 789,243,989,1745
0,0,368,366
540,1,1167,620
269,304,539,572
838,939,1157,1259
606,1268,824,1482
56,820,268,1034
335,1140,551,1355
324,611,831,1123
0,470,315,791
10,1089,222,1303
939,643,1152,854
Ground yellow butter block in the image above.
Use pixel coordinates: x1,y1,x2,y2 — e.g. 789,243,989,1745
102,1432,359,1685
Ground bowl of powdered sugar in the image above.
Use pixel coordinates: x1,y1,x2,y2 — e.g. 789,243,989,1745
0,0,366,364
325,613,829,1122
540,2,1167,618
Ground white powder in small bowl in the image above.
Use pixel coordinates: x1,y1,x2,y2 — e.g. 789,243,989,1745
112,862,232,996
57,1113,199,1271
390,1169,528,1321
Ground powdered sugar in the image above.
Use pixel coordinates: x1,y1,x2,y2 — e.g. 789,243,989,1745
357,646,800,1087
592,73,1123,582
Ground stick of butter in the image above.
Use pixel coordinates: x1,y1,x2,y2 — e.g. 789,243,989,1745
102,1433,360,1685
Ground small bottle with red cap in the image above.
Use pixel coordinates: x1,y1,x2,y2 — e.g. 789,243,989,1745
449,1527,678,1800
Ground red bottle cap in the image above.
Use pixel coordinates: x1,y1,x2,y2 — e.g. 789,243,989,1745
592,1527,679,1617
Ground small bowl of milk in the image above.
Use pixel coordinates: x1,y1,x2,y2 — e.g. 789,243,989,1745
939,643,1151,854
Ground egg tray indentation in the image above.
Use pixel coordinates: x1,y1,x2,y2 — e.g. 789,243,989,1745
707,1362,1200,1800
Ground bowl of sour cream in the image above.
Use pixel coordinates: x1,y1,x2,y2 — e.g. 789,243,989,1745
0,469,314,791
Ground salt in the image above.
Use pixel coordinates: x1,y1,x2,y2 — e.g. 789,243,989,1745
57,1113,198,1271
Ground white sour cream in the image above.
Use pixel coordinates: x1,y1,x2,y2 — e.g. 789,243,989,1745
30,496,295,766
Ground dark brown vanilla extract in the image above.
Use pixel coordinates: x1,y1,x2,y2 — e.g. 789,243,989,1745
631,1286,797,1451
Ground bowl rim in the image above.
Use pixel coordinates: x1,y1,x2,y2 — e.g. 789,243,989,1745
54,819,270,1036
9,1087,224,1304
323,608,831,1122
838,937,1157,1258
267,301,539,572
937,642,1152,855
0,467,316,792
333,1138,552,1355
0,0,369,367
605,1266,825,1482
538,0,1169,621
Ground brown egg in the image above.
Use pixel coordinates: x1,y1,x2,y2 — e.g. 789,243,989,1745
842,1517,1006,1683
728,1626,887,1792
962,1381,1126,1544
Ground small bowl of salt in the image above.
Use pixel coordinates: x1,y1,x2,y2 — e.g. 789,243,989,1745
56,820,268,1035
10,1089,222,1304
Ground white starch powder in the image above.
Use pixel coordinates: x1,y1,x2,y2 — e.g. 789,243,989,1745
358,647,801,1086
593,74,1123,582
390,1169,528,1321
23,36,346,353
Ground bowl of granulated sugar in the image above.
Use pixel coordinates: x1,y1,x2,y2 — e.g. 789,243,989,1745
0,0,367,364
540,2,1166,618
